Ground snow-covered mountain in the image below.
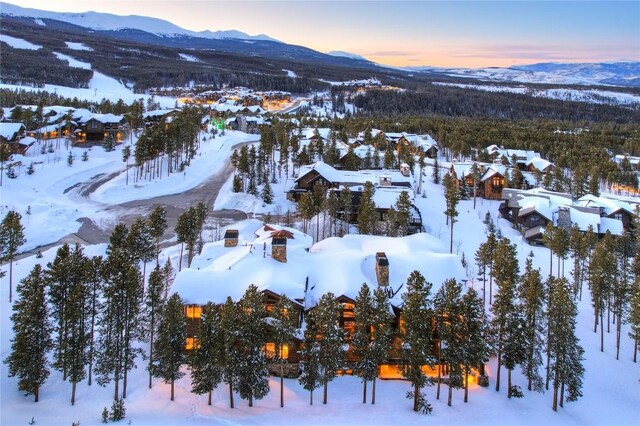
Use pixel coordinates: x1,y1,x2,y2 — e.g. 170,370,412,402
404,61,640,87
327,50,370,62
0,2,278,42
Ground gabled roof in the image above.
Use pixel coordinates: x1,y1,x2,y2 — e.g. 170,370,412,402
526,157,553,172
0,122,25,140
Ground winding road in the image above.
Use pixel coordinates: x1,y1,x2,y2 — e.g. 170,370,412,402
76,139,260,245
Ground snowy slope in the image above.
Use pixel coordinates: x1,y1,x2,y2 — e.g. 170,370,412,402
1,157,639,425
328,50,370,62
405,61,640,87
0,2,278,42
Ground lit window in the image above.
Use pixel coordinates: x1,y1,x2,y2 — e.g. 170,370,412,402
186,337,200,350
185,305,202,319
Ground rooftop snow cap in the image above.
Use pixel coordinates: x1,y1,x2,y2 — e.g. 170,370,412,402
271,229,292,263
224,229,239,247
376,252,389,287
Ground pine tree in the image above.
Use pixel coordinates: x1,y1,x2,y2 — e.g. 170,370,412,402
148,206,167,266
153,293,187,401
352,283,375,403
490,237,522,396
628,280,640,362
95,250,143,401
432,155,440,184
232,174,242,193
394,190,412,237
357,181,377,235
128,217,155,291
26,162,35,174
262,179,274,204
548,278,584,411
67,151,74,166
0,210,26,302
460,288,489,402
81,151,89,162
434,278,465,406
5,264,52,402
145,265,166,389
103,134,115,152
188,302,223,405
338,187,353,236
443,173,460,253
519,256,545,393
234,285,270,407
64,244,91,405
86,256,103,386
270,294,298,407
313,292,345,404
370,287,393,404
613,231,633,360
122,145,131,186
220,297,240,408
399,271,435,412
299,308,322,405
589,239,616,352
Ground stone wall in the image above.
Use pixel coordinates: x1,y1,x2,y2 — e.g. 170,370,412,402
267,363,300,378
272,245,287,263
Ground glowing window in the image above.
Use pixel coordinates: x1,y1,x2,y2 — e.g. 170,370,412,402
185,305,202,319
186,337,200,350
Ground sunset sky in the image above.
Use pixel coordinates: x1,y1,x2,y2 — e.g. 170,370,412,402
4,1,639,67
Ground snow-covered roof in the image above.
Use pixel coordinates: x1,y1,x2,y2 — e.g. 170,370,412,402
307,233,464,308
295,161,413,188
577,194,636,216
526,157,553,172
517,196,553,221
171,220,313,305
143,109,177,119
300,127,332,140
0,122,25,140
171,220,464,309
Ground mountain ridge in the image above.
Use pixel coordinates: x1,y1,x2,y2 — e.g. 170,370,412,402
0,2,279,42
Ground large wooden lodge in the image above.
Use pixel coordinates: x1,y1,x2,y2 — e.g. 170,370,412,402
170,220,471,380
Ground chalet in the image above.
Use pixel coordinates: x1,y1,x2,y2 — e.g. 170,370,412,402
500,188,633,245
288,161,413,200
225,115,265,134
485,145,541,169
576,194,637,231
171,220,469,380
73,113,126,143
526,157,554,174
0,122,25,143
29,122,75,140
481,167,506,200
143,109,177,127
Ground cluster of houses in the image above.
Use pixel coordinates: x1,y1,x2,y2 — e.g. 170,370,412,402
0,105,131,153
447,146,555,201
171,219,465,378
500,188,637,245
187,87,291,110
287,161,423,233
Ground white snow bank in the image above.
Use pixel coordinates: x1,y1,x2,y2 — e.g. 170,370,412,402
0,34,41,50
65,41,93,51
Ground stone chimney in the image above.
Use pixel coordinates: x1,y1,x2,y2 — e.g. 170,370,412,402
557,207,571,229
271,232,288,263
375,252,389,286
379,174,392,187
224,229,239,247
400,163,411,177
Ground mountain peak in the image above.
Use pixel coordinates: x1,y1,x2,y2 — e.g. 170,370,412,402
0,2,279,42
